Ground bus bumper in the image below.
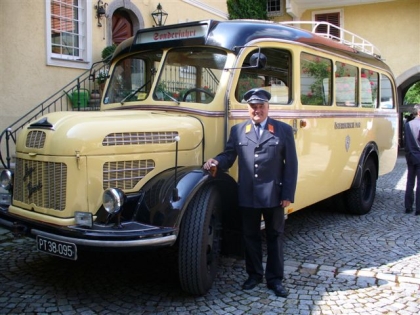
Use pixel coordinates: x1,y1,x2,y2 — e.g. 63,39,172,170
0,208,177,260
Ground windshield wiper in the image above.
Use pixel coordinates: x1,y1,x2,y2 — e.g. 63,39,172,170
161,91,180,105
120,80,151,104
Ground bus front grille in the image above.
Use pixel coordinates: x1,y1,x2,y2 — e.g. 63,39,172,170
103,159,155,190
14,158,67,211
102,132,178,146
26,131,46,148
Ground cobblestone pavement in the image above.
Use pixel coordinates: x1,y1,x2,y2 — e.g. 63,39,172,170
0,153,419,315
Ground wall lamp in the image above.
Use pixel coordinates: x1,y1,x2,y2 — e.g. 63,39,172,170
151,3,168,27
95,0,108,27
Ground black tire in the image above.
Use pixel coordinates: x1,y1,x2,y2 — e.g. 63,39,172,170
178,185,222,295
343,158,377,215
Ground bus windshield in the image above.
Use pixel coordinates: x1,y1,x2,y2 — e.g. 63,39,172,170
154,47,227,103
104,50,163,104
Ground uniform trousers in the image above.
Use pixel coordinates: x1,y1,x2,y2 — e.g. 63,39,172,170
241,206,285,285
404,162,420,211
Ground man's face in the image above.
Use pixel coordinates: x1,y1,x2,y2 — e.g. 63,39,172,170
248,102,269,123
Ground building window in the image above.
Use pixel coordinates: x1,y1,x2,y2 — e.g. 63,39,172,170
46,0,91,68
267,0,283,17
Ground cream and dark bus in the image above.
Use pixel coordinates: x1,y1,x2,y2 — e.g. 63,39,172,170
0,20,398,295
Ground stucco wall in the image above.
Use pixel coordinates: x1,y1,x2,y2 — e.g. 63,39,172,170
0,0,91,134
301,0,420,79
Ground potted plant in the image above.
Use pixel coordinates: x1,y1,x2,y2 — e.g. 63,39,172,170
101,44,117,63
96,68,108,92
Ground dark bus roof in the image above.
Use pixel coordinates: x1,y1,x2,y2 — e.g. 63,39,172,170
113,19,390,72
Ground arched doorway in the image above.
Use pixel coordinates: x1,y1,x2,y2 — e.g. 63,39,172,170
112,9,133,45
105,0,144,46
396,66,420,147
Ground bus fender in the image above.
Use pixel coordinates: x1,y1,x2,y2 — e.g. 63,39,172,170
139,166,238,232
141,166,242,256
350,142,379,189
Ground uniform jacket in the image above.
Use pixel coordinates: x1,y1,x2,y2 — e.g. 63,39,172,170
215,117,298,208
404,118,420,166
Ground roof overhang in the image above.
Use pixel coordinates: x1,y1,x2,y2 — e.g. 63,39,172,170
286,0,397,19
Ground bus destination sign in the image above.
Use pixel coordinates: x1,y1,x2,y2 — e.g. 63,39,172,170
135,25,208,45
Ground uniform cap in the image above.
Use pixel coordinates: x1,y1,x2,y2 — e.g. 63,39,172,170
243,88,271,104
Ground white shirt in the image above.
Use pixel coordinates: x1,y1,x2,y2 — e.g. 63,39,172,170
254,118,267,138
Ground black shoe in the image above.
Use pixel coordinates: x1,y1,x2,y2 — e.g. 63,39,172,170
405,208,413,214
267,282,288,297
242,277,262,290
415,211,420,216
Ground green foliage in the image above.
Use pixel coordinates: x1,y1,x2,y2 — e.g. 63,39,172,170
227,0,268,20
96,69,108,84
101,44,117,61
404,81,420,104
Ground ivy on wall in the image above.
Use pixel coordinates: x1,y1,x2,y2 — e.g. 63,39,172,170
227,0,268,20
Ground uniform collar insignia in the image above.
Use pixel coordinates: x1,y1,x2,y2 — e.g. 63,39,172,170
245,124,252,133
268,124,274,133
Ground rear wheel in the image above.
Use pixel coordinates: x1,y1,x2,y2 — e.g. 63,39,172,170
343,158,377,215
178,185,222,295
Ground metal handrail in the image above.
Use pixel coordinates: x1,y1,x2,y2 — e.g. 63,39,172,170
281,21,382,58
0,62,107,169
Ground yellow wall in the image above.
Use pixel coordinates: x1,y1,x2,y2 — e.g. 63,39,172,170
300,0,420,80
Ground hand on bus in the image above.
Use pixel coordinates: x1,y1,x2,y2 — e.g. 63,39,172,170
203,158,218,170
280,200,290,208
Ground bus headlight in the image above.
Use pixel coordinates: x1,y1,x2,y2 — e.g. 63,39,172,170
0,169,13,191
102,188,125,214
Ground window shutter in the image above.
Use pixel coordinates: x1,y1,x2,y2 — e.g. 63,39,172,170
315,12,340,39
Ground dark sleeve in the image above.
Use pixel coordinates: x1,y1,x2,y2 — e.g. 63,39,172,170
404,122,412,154
404,122,420,165
281,123,298,202
214,126,238,171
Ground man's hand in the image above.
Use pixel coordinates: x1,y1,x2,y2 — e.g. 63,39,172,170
203,158,218,170
280,200,290,208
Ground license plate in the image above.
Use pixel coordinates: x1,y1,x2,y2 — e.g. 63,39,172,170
36,235,77,260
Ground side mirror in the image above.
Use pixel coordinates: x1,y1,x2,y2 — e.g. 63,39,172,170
249,53,267,69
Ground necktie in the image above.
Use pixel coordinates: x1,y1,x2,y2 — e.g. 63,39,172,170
255,123,261,139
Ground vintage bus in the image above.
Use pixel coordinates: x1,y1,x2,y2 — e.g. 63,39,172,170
0,19,398,295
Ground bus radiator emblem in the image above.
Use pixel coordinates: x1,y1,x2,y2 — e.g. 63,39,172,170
345,135,350,152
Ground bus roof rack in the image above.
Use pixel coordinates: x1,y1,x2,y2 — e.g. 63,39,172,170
280,21,382,59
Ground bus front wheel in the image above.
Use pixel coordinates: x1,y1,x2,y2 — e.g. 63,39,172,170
178,185,222,295
343,158,377,215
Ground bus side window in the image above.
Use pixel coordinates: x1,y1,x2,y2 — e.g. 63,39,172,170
335,62,358,107
300,53,332,106
361,69,379,108
380,75,394,109
236,48,291,104
268,83,289,104
236,73,265,102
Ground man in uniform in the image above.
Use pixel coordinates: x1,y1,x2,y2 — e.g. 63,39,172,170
404,104,420,215
203,88,298,297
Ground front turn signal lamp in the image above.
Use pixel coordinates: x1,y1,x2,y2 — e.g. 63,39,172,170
74,211,93,228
